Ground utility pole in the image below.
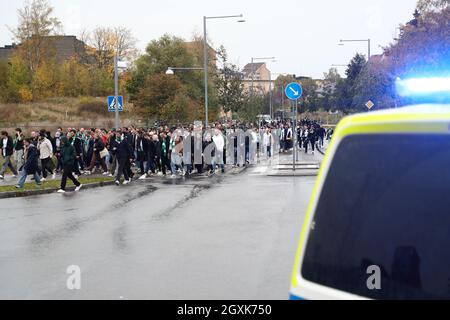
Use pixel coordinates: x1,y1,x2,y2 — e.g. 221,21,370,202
203,14,245,129
269,71,273,119
114,55,120,130
203,16,209,129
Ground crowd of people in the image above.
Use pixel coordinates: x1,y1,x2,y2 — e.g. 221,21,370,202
0,119,332,193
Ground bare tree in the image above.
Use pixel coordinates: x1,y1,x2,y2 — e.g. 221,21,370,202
89,26,137,69
10,0,62,72
90,27,114,69
112,27,138,61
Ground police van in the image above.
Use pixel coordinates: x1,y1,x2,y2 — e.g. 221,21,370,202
290,77,450,299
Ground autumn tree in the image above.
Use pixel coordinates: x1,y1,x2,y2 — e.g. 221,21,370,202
10,0,62,73
127,34,209,122
215,46,246,114
320,68,342,110
87,26,138,70
349,3,450,110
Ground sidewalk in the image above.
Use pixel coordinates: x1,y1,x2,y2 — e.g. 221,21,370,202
263,143,326,177
0,171,109,187
0,163,247,199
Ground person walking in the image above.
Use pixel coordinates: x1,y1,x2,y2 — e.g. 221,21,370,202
57,136,82,193
263,129,274,158
115,130,133,185
212,128,225,173
0,131,18,179
15,138,42,189
170,135,184,178
69,129,83,177
37,130,56,181
14,128,24,172
160,132,171,176
85,133,108,175
108,130,119,177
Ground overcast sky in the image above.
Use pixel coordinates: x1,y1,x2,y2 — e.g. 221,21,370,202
0,0,418,79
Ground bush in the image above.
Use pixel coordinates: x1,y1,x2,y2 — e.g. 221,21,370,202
19,87,33,102
77,97,108,116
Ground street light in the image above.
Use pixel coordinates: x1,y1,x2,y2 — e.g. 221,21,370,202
165,67,204,75
113,55,129,129
204,14,245,128
339,39,371,60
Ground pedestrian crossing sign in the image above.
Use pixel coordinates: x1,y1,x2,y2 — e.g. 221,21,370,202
108,96,124,112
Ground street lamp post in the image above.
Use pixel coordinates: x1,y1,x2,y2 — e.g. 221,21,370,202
114,55,119,129
113,55,128,129
203,14,244,128
339,39,371,60
166,67,204,74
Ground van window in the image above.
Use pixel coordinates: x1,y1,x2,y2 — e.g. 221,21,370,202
302,134,450,299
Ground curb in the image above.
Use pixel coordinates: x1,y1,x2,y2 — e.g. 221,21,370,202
230,164,249,175
0,180,115,199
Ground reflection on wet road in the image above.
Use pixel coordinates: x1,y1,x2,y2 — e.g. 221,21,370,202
0,165,315,299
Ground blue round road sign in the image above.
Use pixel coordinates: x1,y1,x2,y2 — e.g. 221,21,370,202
285,82,303,100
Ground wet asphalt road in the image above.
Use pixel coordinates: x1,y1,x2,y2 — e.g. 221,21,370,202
0,155,317,300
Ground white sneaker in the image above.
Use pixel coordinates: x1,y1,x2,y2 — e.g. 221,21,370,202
57,189,66,193
0,175,3,179
170,174,176,179
123,179,131,185
102,172,109,176
41,177,46,182
139,174,147,180
157,172,163,176
115,180,120,186
52,173,56,179
75,184,83,192
108,173,113,177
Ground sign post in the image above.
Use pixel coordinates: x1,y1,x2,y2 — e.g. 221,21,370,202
285,82,303,172
114,55,120,129
108,96,124,113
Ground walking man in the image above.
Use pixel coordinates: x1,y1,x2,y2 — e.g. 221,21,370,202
14,128,24,172
115,130,133,185
57,137,82,193
38,131,56,181
16,138,42,189
0,131,18,179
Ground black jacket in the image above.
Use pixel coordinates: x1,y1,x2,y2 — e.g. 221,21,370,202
60,137,76,167
72,136,83,155
109,136,119,156
14,134,24,151
116,138,133,161
1,136,14,157
23,144,39,174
